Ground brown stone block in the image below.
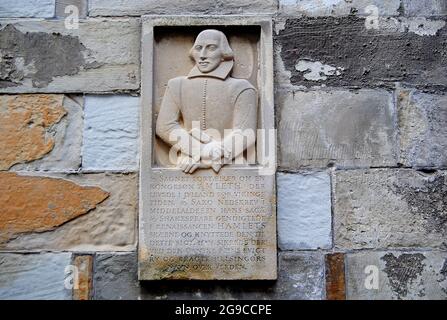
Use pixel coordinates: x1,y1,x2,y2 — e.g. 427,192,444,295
0,94,66,170
0,172,109,244
325,253,346,300
72,255,93,300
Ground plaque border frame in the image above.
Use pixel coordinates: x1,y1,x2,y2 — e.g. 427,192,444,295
139,15,276,281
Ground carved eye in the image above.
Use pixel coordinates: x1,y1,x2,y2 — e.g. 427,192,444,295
195,45,202,51
208,45,217,51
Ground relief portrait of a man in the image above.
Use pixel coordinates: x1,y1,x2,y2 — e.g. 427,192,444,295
155,29,258,174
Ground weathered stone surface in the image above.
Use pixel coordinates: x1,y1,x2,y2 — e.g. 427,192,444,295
401,0,447,17
326,253,346,300
72,255,93,300
398,90,447,168
83,95,139,171
275,16,447,89
0,0,55,18
334,169,447,250
0,19,140,93
8,95,82,171
277,172,332,249
0,253,72,300
346,251,447,300
56,0,88,18
0,95,67,170
2,173,137,251
279,0,400,17
278,89,397,169
0,172,108,244
89,0,277,16
94,252,324,300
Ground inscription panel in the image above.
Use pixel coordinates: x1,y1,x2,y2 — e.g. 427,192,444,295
139,169,276,279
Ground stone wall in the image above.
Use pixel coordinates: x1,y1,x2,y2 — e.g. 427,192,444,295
1,0,446,300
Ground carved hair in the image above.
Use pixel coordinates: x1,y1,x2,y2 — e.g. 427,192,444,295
189,29,234,61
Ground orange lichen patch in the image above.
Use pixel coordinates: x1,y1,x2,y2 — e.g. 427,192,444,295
0,173,109,243
0,94,67,170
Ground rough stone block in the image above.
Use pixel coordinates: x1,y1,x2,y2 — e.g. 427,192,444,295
0,172,108,244
279,0,401,17
278,89,397,169
1,172,137,251
82,95,139,171
401,0,447,17
56,0,88,18
89,0,278,16
346,251,447,300
72,255,93,300
334,169,447,250
0,19,140,93
0,94,83,171
0,0,55,18
325,253,346,300
275,16,447,89
93,252,325,300
398,90,447,168
277,172,332,249
0,253,72,300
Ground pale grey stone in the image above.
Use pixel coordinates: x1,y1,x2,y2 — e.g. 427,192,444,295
3,173,137,251
334,169,447,250
83,95,139,171
279,0,401,16
279,89,397,169
401,0,447,16
56,0,88,18
94,252,325,300
0,0,55,18
398,90,447,168
346,251,447,300
11,95,83,171
277,172,332,250
89,0,278,16
0,253,72,300
0,19,140,93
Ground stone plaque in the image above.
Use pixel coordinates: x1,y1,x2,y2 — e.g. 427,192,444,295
139,16,276,280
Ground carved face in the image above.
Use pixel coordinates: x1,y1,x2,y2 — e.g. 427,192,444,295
191,30,224,73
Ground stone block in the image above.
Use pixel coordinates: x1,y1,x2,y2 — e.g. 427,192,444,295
277,171,332,249
278,89,397,169
72,255,93,300
275,16,447,89
401,0,447,17
83,95,139,171
334,169,447,250
1,172,137,251
0,0,55,18
279,0,400,17
0,19,140,93
89,0,278,16
0,253,72,300
93,252,325,300
346,251,447,300
398,90,447,168
0,94,83,171
325,253,346,300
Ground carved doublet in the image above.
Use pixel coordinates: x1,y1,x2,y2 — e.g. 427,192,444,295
166,75,255,138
